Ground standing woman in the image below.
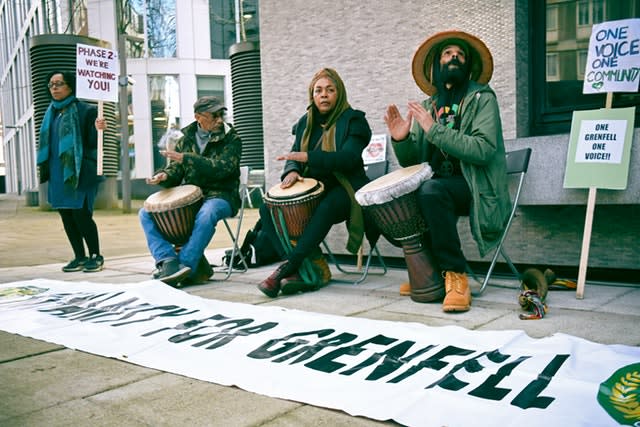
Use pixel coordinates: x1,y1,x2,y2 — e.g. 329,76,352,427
258,67,372,297
36,70,107,273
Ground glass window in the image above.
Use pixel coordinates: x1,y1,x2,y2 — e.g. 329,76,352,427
197,75,225,101
530,0,640,136
209,0,260,59
577,49,588,78
578,1,590,26
547,53,559,80
149,75,180,170
547,5,558,29
130,0,177,58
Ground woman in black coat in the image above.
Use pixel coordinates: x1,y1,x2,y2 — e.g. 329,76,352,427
257,68,372,298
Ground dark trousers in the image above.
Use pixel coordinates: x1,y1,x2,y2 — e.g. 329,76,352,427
417,175,471,273
260,185,351,270
58,200,100,259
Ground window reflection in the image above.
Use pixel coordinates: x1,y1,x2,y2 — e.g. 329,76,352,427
209,0,260,59
544,0,639,111
149,75,180,170
130,0,177,58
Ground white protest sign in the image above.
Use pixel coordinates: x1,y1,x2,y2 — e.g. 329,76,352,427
362,134,387,165
583,18,640,94
75,43,118,102
574,119,626,164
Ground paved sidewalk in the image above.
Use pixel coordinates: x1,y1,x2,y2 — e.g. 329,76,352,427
0,194,638,426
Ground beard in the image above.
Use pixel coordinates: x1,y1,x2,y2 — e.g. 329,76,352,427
440,58,469,86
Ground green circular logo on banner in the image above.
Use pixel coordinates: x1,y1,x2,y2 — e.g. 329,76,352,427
597,363,640,426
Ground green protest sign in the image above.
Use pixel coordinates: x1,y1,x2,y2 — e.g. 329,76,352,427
564,107,635,190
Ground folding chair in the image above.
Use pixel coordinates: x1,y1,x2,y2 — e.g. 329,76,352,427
243,168,265,208
321,160,389,285
471,147,532,296
213,165,250,280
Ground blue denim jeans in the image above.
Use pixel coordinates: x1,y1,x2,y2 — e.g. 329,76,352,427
139,197,232,277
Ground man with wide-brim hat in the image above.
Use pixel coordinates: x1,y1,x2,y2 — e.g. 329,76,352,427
384,30,511,313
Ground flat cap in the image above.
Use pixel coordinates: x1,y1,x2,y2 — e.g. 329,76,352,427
193,96,226,114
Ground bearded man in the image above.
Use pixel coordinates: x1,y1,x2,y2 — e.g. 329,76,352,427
384,30,511,312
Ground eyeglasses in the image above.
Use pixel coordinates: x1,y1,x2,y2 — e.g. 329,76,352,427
47,82,67,89
197,111,224,120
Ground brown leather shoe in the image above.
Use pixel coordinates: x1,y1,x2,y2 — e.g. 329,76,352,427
258,263,292,298
442,271,471,312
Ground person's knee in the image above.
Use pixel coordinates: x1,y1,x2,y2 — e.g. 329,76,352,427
418,179,445,201
198,200,231,223
316,189,350,220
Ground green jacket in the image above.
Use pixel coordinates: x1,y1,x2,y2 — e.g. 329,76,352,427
392,81,511,257
157,121,242,217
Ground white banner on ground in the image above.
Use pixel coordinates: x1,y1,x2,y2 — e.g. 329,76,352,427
0,279,638,427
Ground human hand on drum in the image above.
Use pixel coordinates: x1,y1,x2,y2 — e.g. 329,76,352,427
146,172,168,185
384,104,412,141
280,171,303,189
407,101,434,133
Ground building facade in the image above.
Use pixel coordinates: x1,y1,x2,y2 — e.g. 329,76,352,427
257,0,639,275
0,0,259,197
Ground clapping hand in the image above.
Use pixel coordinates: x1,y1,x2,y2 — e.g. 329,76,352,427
384,104,412,141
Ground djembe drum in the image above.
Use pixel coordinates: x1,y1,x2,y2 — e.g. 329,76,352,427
263,179,325,240
143,185,212,282
355,163,444,302
263,178,326,288
144,185,203,246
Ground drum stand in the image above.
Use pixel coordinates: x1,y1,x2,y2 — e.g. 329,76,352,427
268,209,322,287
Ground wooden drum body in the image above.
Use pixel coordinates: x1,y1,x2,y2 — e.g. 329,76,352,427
143,185,203,246
263,179,324,240
356,164,443,302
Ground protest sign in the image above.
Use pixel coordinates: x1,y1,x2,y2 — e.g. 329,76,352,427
582,18,640,94
76,43,119,174
75,43,118,102
564,107,635,190
362,134,387,165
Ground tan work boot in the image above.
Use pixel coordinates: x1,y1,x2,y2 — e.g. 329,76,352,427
442,271,471,312
399,282,411,296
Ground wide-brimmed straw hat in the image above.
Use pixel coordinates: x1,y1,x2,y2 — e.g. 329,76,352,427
411,30,493,96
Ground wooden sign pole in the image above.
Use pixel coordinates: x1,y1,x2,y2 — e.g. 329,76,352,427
575,92,613,299
97,101,104,176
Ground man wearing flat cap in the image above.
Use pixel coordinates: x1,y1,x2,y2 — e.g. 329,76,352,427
139,95,242,287
384,30,510,312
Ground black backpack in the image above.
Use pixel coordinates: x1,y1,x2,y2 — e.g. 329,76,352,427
223,218,284,268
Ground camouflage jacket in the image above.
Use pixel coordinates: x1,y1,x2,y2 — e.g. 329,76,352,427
157,121,242,216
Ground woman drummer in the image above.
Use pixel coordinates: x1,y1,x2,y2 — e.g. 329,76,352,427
257,67,372,298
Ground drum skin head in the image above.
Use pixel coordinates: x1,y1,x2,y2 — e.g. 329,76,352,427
355,163,433,207
361,164,427,193
143,184,203,212
266,178,323,200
